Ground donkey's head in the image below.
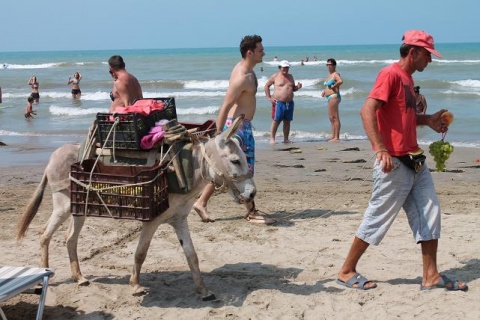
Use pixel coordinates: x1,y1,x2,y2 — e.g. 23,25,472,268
203,115,256,204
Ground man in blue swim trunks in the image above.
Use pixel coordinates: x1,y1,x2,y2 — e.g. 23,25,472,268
264,60,302,144
193,35,275,225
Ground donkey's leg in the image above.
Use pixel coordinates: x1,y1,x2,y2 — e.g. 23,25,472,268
40,190,71,268
129,219,162,295
66,215,89,285
171,218,216,301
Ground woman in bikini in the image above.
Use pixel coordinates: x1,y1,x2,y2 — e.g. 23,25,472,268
321,58,343,142
28,75,40,104
67,72,83,99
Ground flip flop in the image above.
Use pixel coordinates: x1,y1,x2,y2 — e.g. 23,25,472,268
420,275,468,291
244,201,275,225
336,273,377,290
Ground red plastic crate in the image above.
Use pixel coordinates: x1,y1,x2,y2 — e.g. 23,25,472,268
71,160,169,221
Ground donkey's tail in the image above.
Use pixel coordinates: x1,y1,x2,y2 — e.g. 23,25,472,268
16,172,48,241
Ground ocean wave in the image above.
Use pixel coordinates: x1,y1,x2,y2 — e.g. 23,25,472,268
263,58,480,66
451,79,480,88
435,59,480,64
1,62,62,69
0,129,73,137
442,90,480,96
184,79,230,90
146,91,226,98
176,106,219,115
49,105,107,116
252,129,367,142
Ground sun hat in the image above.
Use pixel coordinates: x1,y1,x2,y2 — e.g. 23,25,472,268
402,30,442,58
279,60,290,68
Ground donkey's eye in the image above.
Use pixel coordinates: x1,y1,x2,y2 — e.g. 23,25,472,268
231,159,240,165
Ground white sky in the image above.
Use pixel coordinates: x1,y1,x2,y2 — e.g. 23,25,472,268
2,0,479,52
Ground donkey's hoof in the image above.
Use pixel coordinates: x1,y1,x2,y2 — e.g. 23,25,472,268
77,278,90,286
202,293,217,301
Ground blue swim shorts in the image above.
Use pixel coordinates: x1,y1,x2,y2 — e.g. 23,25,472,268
356,157,441,245
272,100,294,122
224,117,255,174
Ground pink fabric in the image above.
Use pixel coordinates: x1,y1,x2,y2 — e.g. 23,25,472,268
140,126,165,149
115,99,165,116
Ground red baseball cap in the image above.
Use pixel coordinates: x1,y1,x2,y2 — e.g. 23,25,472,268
402,30,442,58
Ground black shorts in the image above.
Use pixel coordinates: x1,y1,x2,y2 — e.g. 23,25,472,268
72,89,81,95
30,92,40,99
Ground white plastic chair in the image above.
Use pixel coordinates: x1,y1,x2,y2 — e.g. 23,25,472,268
0,266,54,320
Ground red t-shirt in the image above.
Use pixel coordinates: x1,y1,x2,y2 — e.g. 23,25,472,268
368,63,418,156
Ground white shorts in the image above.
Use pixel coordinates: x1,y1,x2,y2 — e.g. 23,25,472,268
356,157,441,245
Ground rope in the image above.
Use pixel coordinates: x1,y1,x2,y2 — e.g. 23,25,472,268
69,138,183,218
199,143,228,192
70,119,203,218
82,117,120,215
192,127,216,138
441,131,448,141
79,125,98,164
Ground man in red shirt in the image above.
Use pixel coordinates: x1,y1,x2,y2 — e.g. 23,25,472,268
336,30,468,291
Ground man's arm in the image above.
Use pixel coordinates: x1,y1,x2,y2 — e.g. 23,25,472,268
291,75,302,91
216,75,245,131
331,72,343,89
360,97,393,173
264,74,275,102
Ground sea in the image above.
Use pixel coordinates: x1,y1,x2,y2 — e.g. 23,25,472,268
1,43,480,167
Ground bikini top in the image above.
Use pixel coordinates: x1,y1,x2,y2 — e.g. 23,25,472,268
71,80,79,85
324,78,335,88
32,83,39,89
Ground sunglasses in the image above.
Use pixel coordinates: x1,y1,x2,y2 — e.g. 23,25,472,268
326,64,334,66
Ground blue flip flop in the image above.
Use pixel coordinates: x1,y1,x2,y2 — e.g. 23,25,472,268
420,275,468,291
336,273,377,290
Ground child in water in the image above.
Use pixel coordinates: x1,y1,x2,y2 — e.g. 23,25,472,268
25,96,37,118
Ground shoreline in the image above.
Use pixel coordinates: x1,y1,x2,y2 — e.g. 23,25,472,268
1,139,479,319
2,135,480,168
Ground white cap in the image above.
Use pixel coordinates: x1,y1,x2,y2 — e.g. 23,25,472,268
279,60,290,68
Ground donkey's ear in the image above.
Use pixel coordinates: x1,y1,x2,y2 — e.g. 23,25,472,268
223,114,245,142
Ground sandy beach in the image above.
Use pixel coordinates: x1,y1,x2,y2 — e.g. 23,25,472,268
1,140,480,319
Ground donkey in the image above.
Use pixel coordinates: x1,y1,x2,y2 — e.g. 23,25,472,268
16,115,255,300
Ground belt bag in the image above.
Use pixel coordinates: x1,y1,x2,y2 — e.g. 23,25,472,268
396,153,426,173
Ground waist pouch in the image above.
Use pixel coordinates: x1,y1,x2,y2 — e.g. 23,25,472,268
396,153,426,173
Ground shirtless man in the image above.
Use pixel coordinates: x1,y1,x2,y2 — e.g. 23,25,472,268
108,55,143,112
193,34,274,225
264,60,302,144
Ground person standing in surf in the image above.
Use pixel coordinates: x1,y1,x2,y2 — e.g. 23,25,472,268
28,76,40,104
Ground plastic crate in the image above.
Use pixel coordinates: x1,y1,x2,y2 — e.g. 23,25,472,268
182,119,216,138
71,160,169,221
97,97,177,150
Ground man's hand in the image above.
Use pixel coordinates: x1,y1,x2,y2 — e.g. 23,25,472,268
427,109,449,133
375,150,394,173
